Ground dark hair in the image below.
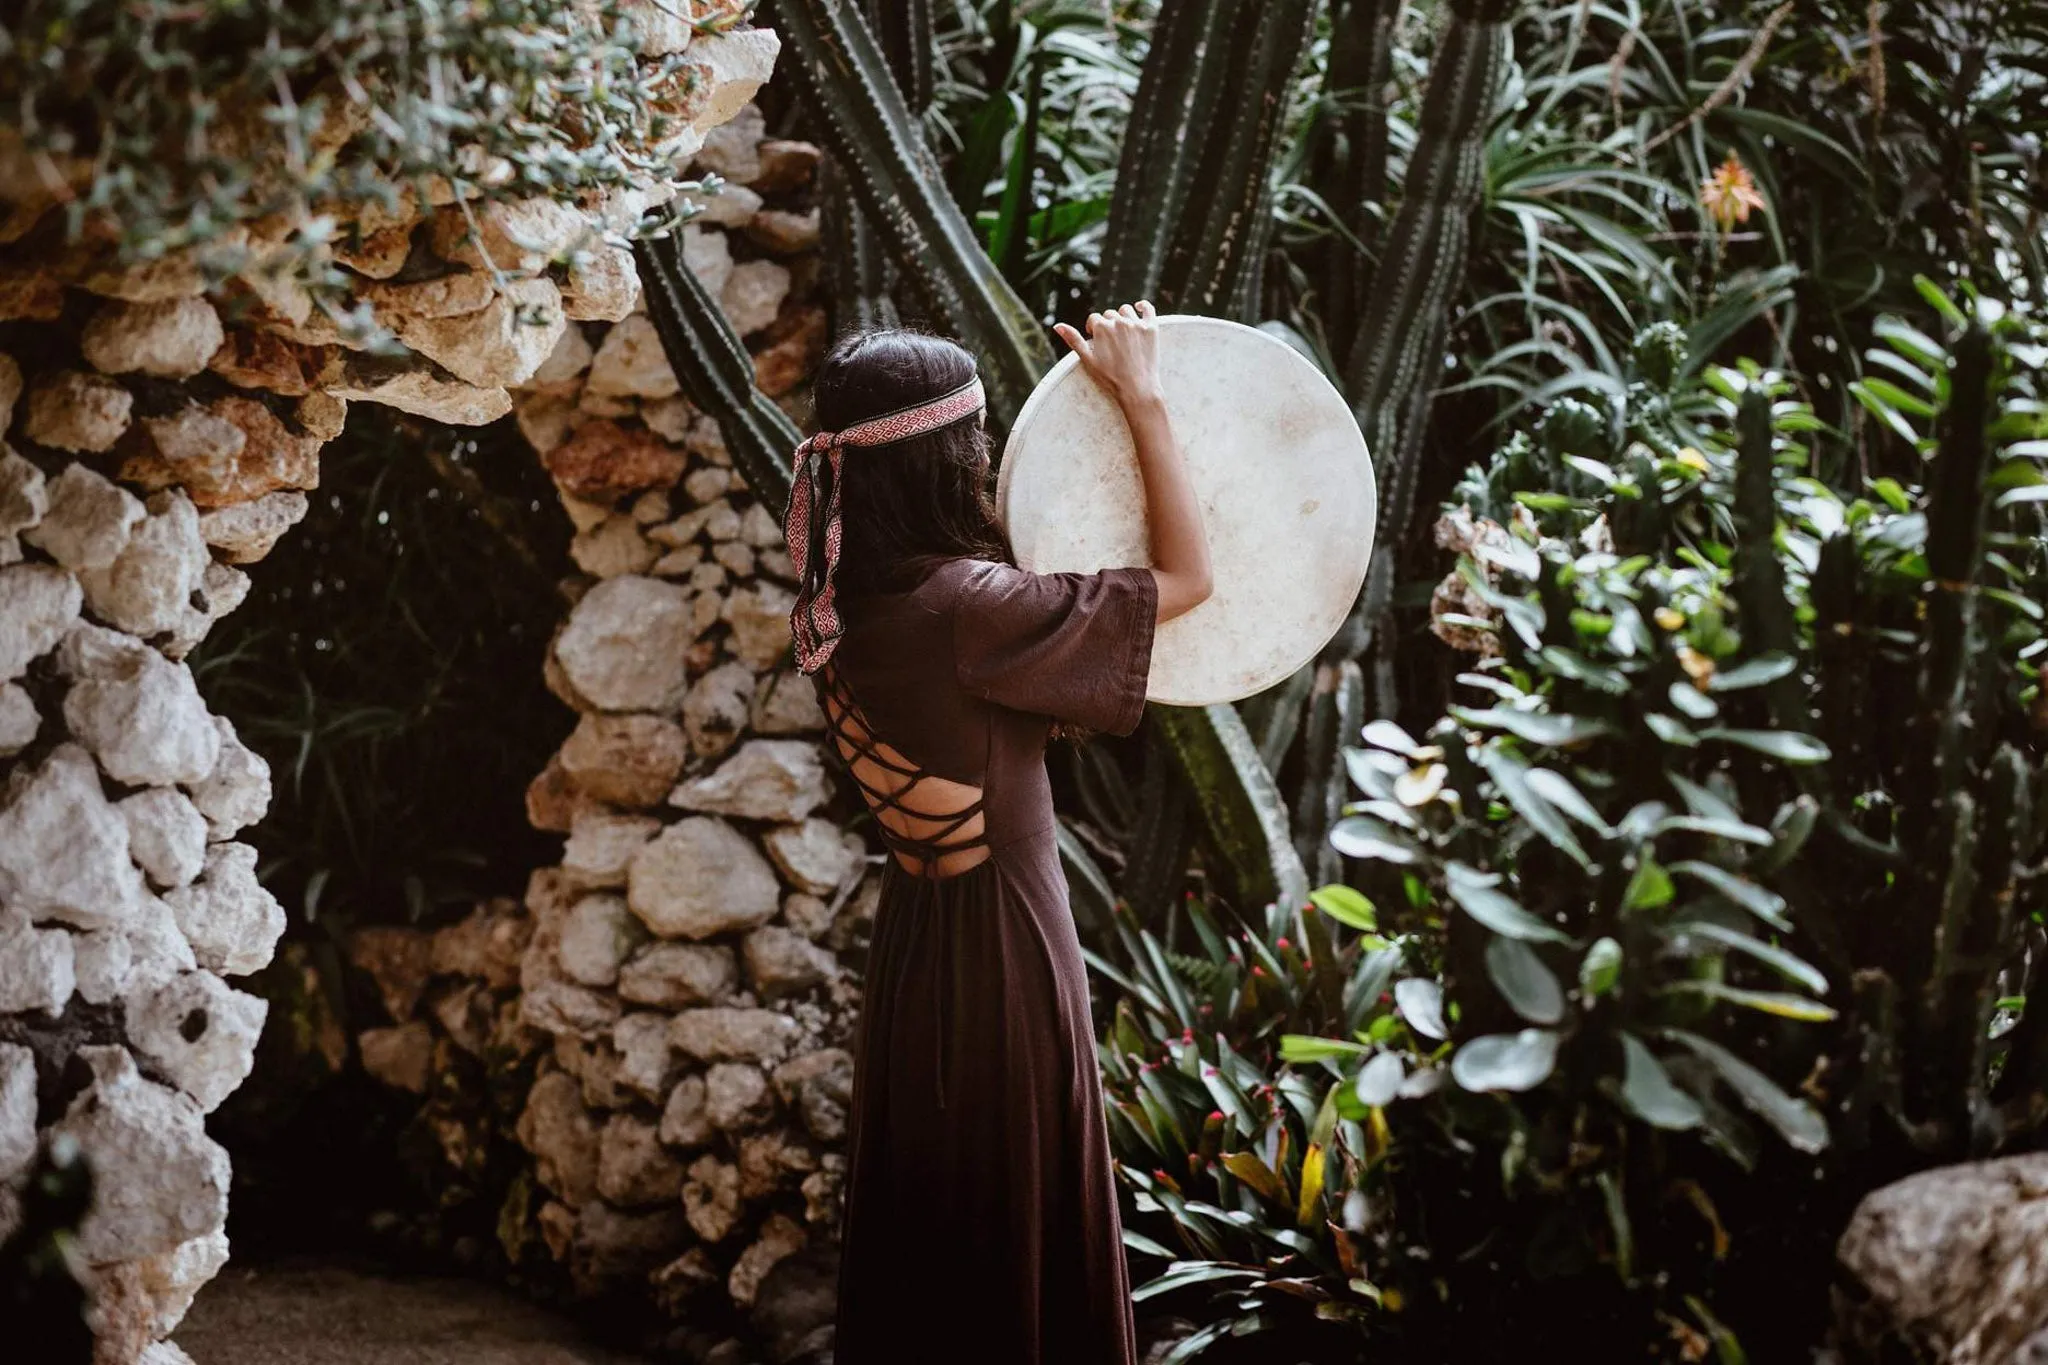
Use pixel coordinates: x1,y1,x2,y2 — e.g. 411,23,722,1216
816,329,1010,597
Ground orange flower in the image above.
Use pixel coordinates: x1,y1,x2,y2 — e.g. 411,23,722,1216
1699,151,1767,230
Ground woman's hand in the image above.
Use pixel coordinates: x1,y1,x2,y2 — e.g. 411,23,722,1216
1054,301,1161,407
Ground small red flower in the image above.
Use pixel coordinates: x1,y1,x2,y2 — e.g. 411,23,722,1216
1277,937,1292,951
1208,1110,1224,1123
1252,965,1267,978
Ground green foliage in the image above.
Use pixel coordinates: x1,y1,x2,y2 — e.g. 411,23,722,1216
1,0,709,290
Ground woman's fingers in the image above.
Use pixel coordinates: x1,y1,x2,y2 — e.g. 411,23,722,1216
1119,303,1138,320
1137,299,1157,321
1053,322,1091,360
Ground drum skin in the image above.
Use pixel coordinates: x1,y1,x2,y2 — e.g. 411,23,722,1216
997,315,1376,706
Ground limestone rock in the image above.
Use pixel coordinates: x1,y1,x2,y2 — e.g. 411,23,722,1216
0,743,149,931
72,928,134,1005
22,463,144,571
585,314,679,401
571,1202,690,1293
719,260,791,338
0,446,45,544
671,739,831,823
0,561,81,682
613,1012,679,1103
561,810,662,890
23,370,133,452
77,491,209,637
527,323,595,391
562,244,639,323
682,1154,741,1243
124,398,319,510
126,970,267,1113
328,362,512,426
163,842,284,978
743,925,839,1000
679,182,764,228
333,222,415,279
544,418,687,503
628,817,781,940
555,574,698,712
569,514,659,578
1833,1153,2048,1365
134,1227,229,1340
764,819,862,898
0,354,22,438
683,660,755,758
622,0,700,55
123,896,198,995
737,1127,818,1200
53,1046,230,1265
554,1033,629,1112
695,104,767,183
751,669,825,736
724,581,796,670
433,197,591,275
704,1062,774,1134
514,390,579,456
753,140,824,195
187,713,272,841
745,208,823,256
677,29,781,135
598,1114,685,1206
0,1043,35,1181
197,490,308,564
117,787,207,889
519,970,623,1041
557,893,646,988
781,893,833,942
773,1049,854,1145
62,636,221,787
619,941,738,1010
397,276,565,389
161,560,251,661
560,713,689,808
729,1213,807,1310
0,682,39,755
430,900,530,990
517,1069,602,1207
80,298,224,378
0,907,74,1014
363,271,496,321
359,1021,435,1094
678,224,736,300
207,328,333,396
669,1007,802,1065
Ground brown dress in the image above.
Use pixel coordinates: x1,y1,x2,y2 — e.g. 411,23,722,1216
822,557,1157,1365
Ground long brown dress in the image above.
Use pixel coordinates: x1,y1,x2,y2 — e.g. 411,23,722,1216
821,556,1157,1365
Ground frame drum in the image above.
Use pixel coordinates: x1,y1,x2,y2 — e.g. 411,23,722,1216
997,316,1376,706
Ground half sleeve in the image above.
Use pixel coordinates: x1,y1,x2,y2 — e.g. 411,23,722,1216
950,561,1158,735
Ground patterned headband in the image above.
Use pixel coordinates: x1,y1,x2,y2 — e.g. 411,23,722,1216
784,376,987,674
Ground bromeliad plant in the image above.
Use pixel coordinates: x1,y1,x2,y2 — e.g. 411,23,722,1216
1281,282,2047,1351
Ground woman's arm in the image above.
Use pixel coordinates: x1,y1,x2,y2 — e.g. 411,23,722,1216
1052,301,1214,623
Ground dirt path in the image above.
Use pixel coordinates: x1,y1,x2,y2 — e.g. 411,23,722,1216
174,1262,647,1365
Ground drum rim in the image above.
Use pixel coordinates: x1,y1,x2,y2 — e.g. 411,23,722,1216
997,314,1377,706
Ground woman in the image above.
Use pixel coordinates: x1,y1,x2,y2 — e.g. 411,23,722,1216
782,301,1212,1365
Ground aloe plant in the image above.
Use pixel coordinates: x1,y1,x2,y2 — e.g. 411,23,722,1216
635,235,801,519
764,0,1051,425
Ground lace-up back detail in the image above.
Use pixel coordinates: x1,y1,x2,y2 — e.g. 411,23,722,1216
818,666,990,879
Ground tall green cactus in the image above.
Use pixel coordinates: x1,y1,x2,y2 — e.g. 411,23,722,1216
860,0,934,116
1315,0,1407,359
635,235,800,519
1152,704,1311,929
764,0,1051,426
821,155,900,334
1335,0,1512,648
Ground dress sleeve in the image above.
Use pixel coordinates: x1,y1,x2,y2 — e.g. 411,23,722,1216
949,560,1158,735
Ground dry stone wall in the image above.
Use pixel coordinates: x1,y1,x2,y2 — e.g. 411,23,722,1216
349,108,855,1364
0,13,780,1364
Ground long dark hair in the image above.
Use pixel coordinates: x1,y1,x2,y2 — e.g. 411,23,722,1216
817,329,1010,597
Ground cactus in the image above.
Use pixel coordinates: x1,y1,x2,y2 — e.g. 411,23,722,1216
765,0,1051,426
822,155,900,334
1152,703,1311,932
1293,660,1364,885
635,235,801,519
861,0,934,117
1312,0,1406,355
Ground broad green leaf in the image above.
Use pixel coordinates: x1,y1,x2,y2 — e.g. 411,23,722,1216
1665,981,1838,1022
1355,1051,1405,1107
1446,862,1574,944
1526,767,1614,836
1580,937,1623,996
1623,854,1675,911
1480,748,1590,869
1134,1262,1262,1301
1450,705,1615,748
1668,921,1828,994
1452,1029,1561,1093
1328,816,1419,865
1394,978,1448,1041
1309,884,1377,931
1220,1151,1289,1203
1671,861,1792,932
1280,1034,1370,1063
1619,1034,1704,1130
1664,1028,1829,1153
1702,728,1832,764
1486,937,1566,1024
1707,653,1797,691
1360,719,1421,756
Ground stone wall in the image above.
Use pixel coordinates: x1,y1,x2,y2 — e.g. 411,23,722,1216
0,15,779,1364
351,104,855,1364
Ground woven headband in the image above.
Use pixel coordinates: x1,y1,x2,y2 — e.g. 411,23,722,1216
784,376,987,674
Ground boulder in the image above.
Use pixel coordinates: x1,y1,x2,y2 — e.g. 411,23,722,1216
560,713,689,808
359,1021,435,1094
71,928,135,1005
516,1069,602,1207
554,575,698,712
742,925,838,1000
125,970,267,1113
22,369,133,452
133,1227,229,1340
0,561,81,682
0,743,150,931
680,224,734,297
683,660,756,758
585,313,679,401
186,713,272,841
719,259,791,338
669,1007,802,1065
571,1202,690,1294
117,787,208,889
396,276,566,389
561,810,662,890
0,907,75,1014
77,491,209,638
562,244,639,323
1833,1153,2048,1365
557,893,646,988
682,1154,742,1243
743,208,822,256
161,842,285,977
597,1113,686,1207
61,634,221,787
671,739,831,823
544,418,688,503
0,1043,35,1181
123,398,320,510
52,1047,230,1265
327,363,513,426
703,1062,774,1133
752,140,824,195
0,446,45,548
737,1127,817,1201
197,490,308,564
724,581,797,670
678,182,764,228
661,1074,715,1149
764,819,863,897
628,817,781,939
123,897,198,996
729,1213,807,1310
22,463,144,571
751,669,826,736
619,941,738,1010
612,1011,680,1102
430,900,530,990
695,104,767,184
80,297,224,379
206,328,333,396
772,1049,855,1145
526,323,595,390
